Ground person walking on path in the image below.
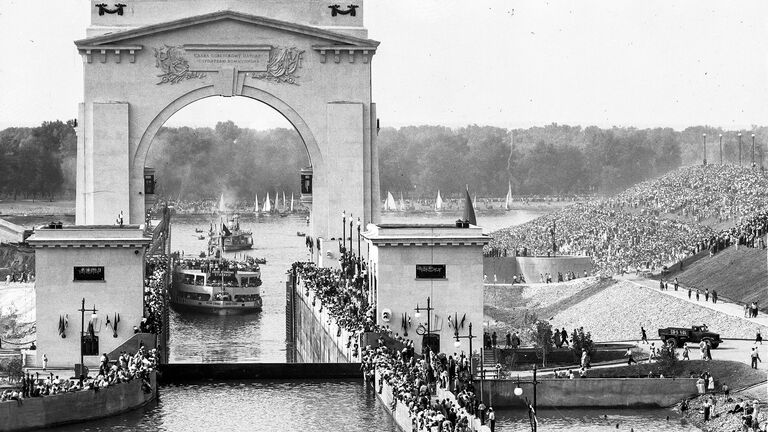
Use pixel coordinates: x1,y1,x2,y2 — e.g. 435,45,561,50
696,289,700,301
746,304,751,318
641,327,648,344
756,329,763,344
42,354,48,371
674,278,679,291
688,286,692,299
705,289,710,302
554,329,562,348
625,347,637,365
659,279,665,291
488,407,496,432
491,332,497,348
561,328,569,347
682,345,690,360
751,348,761,369
505,332,512,348
712,290,718,304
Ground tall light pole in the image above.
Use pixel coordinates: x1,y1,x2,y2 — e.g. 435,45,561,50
341,211,346,252
356,217,361,259
752,133,756,168
738,133,743,166
719,133,723,165
454,322,476,378
349,214,353,254
702,133,707,166
414,297,434,354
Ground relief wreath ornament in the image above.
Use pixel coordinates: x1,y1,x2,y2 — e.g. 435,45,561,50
153,45,206,85
252,47,305,85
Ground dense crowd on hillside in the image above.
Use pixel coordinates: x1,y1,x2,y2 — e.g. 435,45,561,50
362,339,492,432
1,346,156,406
488,165,768,275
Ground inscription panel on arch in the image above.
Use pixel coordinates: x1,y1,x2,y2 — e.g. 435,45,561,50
184,45,272,72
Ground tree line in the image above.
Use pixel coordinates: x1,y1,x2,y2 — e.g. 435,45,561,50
1,120,766,201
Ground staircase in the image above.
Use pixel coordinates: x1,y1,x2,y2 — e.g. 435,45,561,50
480,348,500,379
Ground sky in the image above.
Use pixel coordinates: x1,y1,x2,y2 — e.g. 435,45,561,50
1,0,767,131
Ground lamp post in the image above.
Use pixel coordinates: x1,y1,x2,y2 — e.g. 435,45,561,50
78,298,97,377
414,297,434,354
357,217,361,259
739,133,743,166
702,133,707,166
513,367,539,432
341,211,346,253
349,214,354,255
752,133,756,167
719,133,723,165
453,322,476,378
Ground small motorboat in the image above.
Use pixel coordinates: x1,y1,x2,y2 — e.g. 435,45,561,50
296,232,306,237
195,228,204,233
197,235,206,240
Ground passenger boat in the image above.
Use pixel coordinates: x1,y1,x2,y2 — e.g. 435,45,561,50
170,253,263,314
209,214,253,252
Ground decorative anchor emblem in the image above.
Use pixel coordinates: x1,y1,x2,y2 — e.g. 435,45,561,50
95,3,127,16
329,4,359,17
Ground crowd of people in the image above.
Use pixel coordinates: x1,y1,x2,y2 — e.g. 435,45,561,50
0,346,157,407
143,255,168,335
361,337,497,432
488,165,768,275
292,250,376,337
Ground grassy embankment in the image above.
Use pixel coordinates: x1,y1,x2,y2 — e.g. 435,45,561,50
665,245,768,310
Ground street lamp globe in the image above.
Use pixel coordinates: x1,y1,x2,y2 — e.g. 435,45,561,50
415,310,421,318
702,133,706,138
514,386,523,397
454,339,461,348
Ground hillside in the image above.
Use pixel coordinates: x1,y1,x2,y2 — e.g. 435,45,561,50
669,246,768,308
486,278,768,342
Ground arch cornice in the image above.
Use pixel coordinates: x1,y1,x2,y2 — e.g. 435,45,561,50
132,84,322,174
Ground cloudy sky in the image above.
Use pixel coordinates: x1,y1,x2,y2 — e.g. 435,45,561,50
1,0,766,131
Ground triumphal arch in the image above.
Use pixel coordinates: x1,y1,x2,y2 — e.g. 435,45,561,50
74,0,381,240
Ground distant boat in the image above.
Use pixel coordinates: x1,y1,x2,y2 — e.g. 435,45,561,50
435,190,443,211
254,192,259,214
290,192,294,212
262,192,271,213
282,191,287,211
398,192,407,212
218,193,226,213
385,191,397,211
505,181,512,211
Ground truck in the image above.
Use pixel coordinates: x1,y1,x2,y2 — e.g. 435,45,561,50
657,325,723,348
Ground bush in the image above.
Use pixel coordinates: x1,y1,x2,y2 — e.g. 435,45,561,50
570,327,595,363
655,343,681,377
534,321,554,367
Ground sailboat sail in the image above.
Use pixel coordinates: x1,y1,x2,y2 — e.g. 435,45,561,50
385,191,397,211
255,192,259,213
262,192,271,213
505,181,512,210
435,190,443,211
398,192,406,212
290,192,294,212
282,191,286,211
218,194,226,213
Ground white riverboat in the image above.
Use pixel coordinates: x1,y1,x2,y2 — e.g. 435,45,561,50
170,254,263,315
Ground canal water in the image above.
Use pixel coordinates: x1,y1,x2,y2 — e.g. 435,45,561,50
31,209,698,431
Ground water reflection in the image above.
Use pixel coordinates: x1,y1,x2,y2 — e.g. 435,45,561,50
496,407,699,431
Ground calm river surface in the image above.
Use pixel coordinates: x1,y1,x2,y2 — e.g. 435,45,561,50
35,209,698,431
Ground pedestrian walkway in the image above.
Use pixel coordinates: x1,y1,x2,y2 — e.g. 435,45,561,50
618,275,768,330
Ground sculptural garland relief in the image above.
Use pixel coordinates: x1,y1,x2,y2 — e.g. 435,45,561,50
153,45,304,86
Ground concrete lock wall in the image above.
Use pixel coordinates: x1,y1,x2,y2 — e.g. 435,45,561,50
294,278,358,363
0,371,156,432
482,256,593,284
514,256,593,283
480,378,698,408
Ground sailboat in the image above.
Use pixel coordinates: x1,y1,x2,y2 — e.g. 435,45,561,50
434,190,443,212
504,181,513,211
282,191,287,211
290,192,294,213
398,192,407,212
254,192,259,214
385,191,397,211
218,193,226,213
262,192,272,213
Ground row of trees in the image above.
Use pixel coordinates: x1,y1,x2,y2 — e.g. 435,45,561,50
2,120,767,201
0,121,76,199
